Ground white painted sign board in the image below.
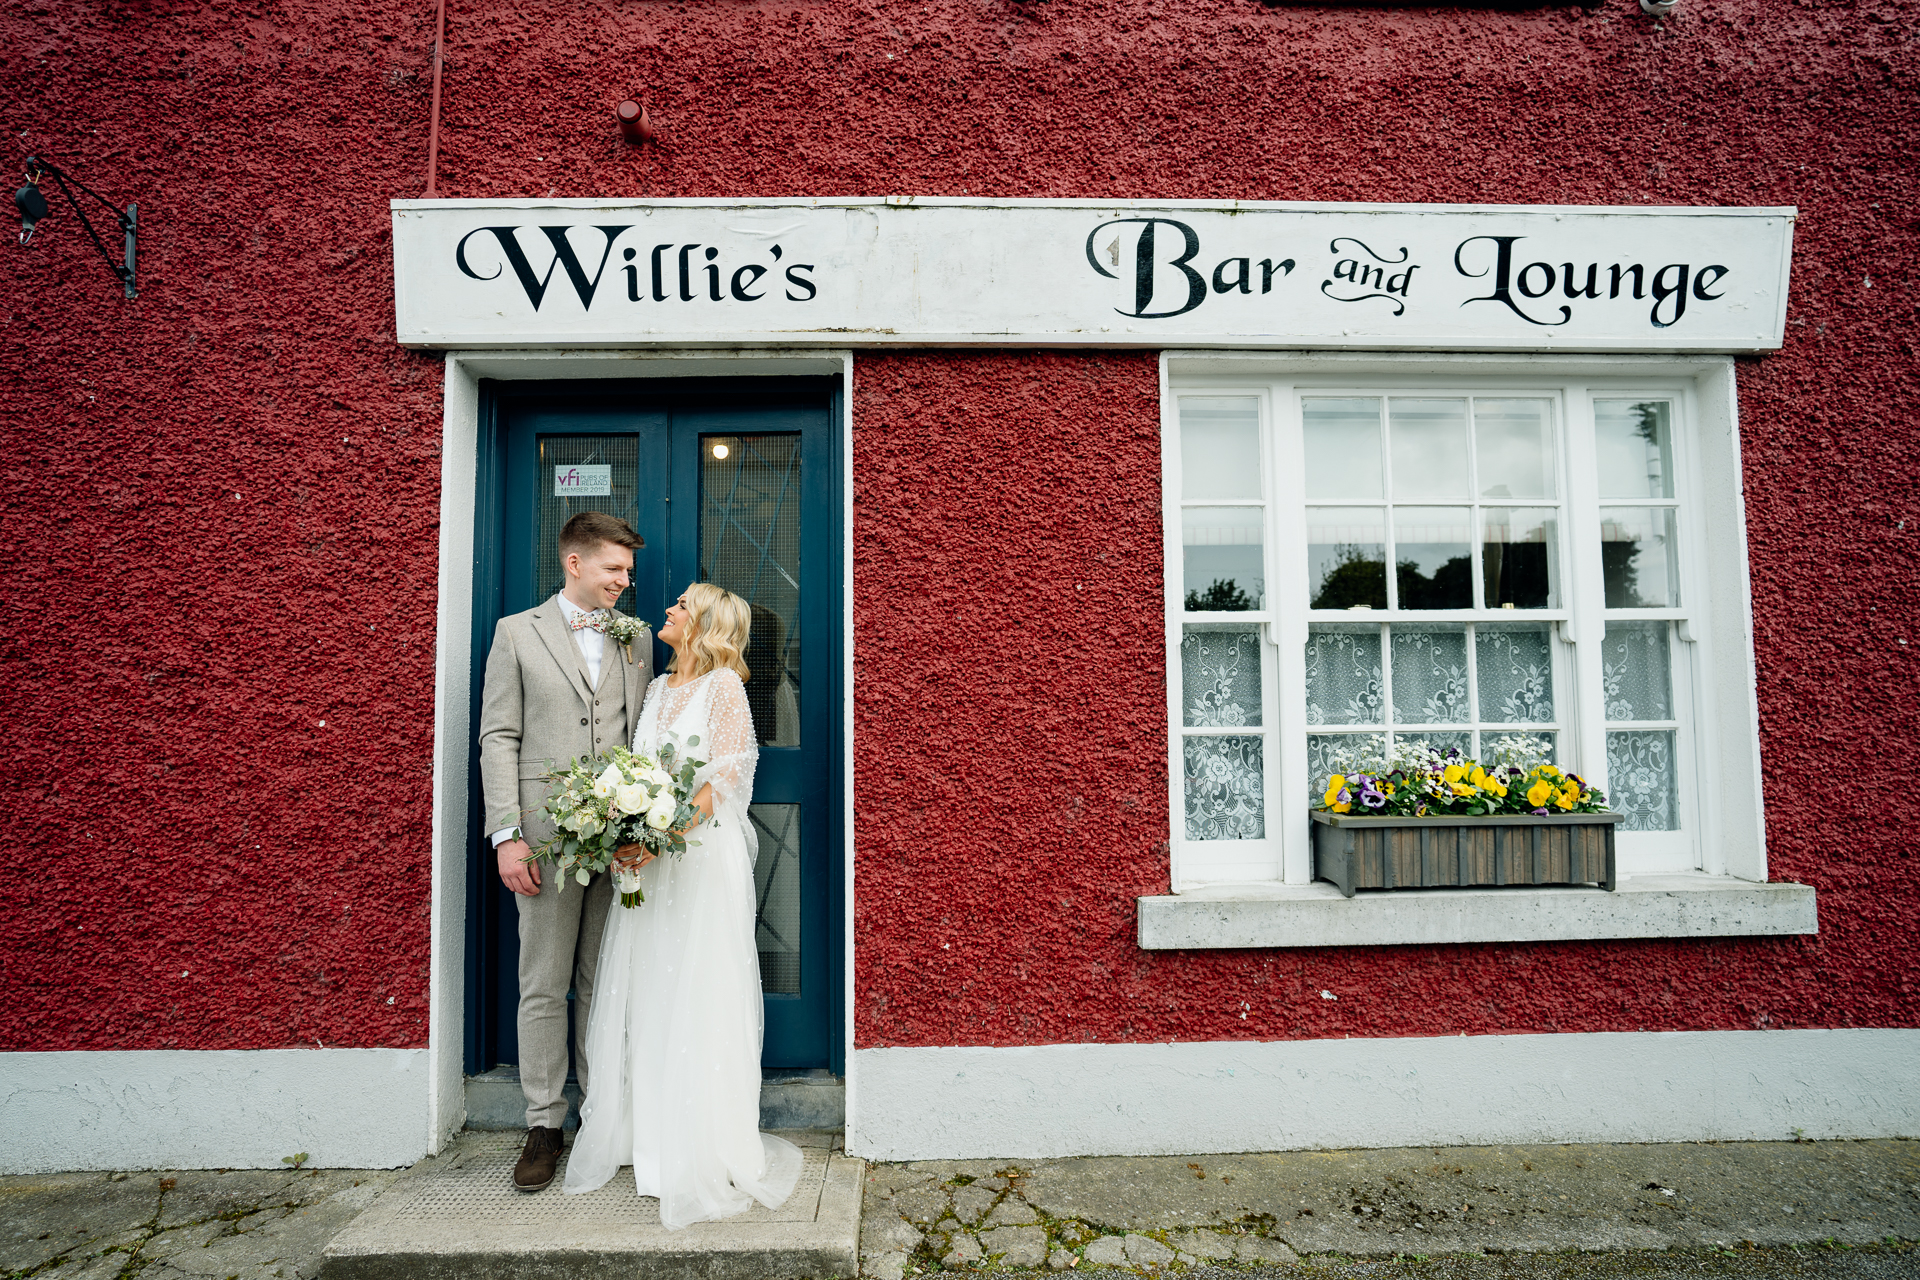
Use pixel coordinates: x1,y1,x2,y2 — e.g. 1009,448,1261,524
553,464,612,497
391,198,1794,353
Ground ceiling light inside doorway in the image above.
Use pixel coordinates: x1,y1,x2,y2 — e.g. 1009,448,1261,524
711,444,730,459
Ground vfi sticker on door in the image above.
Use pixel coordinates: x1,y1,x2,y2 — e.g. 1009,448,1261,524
554,465,612,497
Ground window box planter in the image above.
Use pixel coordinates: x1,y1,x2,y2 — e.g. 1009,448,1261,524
1309,811,1623,898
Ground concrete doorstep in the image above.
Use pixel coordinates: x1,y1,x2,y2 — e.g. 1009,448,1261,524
320,1129,861,1280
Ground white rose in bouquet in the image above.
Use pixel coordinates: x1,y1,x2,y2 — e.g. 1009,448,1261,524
646,767,675,789
613,782,650,815
644,793,677,831
593,763,625,799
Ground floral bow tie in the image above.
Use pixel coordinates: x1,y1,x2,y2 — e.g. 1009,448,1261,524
569,610,612,633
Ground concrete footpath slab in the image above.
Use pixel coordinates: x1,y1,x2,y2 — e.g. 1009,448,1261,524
320,1128,860,1280
858,1140,1920,1278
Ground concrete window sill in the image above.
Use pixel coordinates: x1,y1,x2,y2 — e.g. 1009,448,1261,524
1136,874,1817,949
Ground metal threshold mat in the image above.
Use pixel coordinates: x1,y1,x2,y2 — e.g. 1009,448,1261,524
322,1130,861,1280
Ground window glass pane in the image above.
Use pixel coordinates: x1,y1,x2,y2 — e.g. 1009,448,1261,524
1487,730,1557,768
1183,736,1265,840
1393,506,1474,609
1601,507,1679,607
1482,507,1559,609
1302,397,1383,500
1474,399,1556,499
1304,625,1383,725
1602,622,1673,721
1183,507,1264,610
1397,730,1473,759
1595,400,1675,499
1391,625,1470,725
1181,397,1262,501
1181,626,1262,728
1307,507,1386,609
1388,398,1470,499
1607,730,1679,831
1476,625,1556,724
1306,732,1387,797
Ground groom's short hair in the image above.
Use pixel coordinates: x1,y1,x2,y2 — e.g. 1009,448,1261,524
559,511,644,558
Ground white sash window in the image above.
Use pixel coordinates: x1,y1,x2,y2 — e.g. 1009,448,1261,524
1163,357,1759,893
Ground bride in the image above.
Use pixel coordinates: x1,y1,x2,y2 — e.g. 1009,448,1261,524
563,582,803,1227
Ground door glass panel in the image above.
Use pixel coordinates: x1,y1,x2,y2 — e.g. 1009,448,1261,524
749,804,802,995
537,435,642,612
700,434,801,746
1180,398,1262,500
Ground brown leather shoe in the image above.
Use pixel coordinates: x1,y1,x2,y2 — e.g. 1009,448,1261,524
513,1126,565,1192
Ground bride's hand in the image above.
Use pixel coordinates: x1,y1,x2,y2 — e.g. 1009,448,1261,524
614,842,656,872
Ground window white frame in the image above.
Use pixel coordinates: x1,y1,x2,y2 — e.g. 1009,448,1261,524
1160,352,1770,901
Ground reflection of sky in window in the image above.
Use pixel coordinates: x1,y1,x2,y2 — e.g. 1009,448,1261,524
1302,398,1382,499
1389,399,1469,499
1181,398,1262,500
1594,401,1674,499
1184,507,1265,608
1474,400,1555,499
1394,507,1472,575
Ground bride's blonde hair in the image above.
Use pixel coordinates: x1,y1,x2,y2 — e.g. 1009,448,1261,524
670,582,753,682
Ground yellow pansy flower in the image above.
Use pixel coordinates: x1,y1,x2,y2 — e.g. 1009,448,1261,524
1526,780,1555,808
1555,786,1579,810
1323,775,1347,808
1443,763,1468,784
1450,782,1478,797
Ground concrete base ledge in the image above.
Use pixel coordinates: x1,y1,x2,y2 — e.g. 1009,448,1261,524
1138,874,1816,949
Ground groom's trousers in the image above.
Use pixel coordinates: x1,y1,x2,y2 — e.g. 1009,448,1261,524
516,867,616,1130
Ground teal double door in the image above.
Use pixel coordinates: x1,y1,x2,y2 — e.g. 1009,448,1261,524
466,378,842,1075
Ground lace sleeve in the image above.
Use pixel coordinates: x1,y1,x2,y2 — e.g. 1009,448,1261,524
700,669,758,811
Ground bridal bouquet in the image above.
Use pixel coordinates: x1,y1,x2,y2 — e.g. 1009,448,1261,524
529,736,707,906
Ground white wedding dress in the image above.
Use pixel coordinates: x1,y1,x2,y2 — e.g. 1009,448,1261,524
563,667,803,1227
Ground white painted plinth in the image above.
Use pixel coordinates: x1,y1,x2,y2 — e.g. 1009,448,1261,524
0,1048,431,1173
848,1028,1919,1162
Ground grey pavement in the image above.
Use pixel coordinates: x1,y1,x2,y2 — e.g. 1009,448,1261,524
1,1138,1914,1280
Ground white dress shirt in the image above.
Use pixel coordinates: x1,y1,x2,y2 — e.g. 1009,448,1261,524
491,593,610,848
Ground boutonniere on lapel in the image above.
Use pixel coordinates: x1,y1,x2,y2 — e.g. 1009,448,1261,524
602,615,647,664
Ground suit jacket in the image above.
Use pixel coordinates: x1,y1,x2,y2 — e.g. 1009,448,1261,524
478,595,653,845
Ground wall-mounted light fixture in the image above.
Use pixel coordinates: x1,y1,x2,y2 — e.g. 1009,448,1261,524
14,155,137,298
616,99,657,147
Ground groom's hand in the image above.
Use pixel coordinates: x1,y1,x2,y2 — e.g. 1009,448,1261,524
498,840,541,896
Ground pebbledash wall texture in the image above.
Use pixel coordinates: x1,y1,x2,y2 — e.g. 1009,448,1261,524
3,0,1918,1108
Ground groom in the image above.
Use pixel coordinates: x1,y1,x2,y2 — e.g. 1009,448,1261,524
479,510,651,1192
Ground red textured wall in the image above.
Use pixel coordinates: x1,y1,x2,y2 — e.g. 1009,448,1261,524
3,0,1914,1053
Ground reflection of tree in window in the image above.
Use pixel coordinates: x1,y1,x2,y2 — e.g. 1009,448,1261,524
1396,555,1473,609
1310,545,1387,609
1186,578,1256,611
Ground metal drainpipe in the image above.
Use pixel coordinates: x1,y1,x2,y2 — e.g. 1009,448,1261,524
424,0,447,197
